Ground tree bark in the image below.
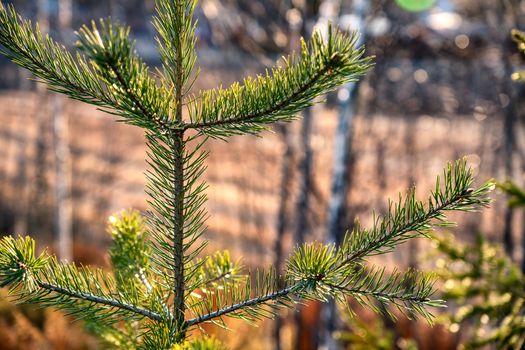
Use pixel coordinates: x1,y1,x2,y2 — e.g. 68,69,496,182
54,0,73,261
273,124,294,350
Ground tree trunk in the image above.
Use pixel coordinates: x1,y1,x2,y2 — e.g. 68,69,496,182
13,9,34,235
404,121,417,269
294,107,315,350
26,0,52,238
319,1,368,349
494,1,518,259
54,0,73,261
273,124,294,350
502,67,516,258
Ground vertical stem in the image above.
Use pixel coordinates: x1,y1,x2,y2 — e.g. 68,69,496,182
502,57,516,258
173,0,186,331
172,131,185,327
502,75,516,258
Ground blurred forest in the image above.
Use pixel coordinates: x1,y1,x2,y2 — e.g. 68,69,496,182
0,0,525,349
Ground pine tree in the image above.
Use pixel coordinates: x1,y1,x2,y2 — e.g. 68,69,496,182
431,233,525,349
416,29,525,350
0,1,494,348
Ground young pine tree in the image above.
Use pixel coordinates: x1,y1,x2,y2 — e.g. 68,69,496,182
430,233,525,349
0,1,494,348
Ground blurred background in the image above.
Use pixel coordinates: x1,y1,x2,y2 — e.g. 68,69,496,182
0,0,524,349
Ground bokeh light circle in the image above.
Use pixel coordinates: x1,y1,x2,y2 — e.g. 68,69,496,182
395,0,436,12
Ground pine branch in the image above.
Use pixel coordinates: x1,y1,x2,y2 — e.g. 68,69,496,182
323,266,443,321
497,180,525,208
431,233,525,349
148,2,199,339
186,266,296,328
144,132,209,345
171,132,185,332
36,280,164,322
185,267,439,327
0,4,178,132
185,161,493,327
337,160,494,266
76,20,178,131
339,193,465,266
0,3,111,106
108,210,152,294
286,246,442,321
185,286,295,327
184,63,329,130
0,237,167,326
185,28,373,138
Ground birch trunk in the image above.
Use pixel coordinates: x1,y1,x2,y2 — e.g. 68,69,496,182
54,0,73,261
320,1,368,349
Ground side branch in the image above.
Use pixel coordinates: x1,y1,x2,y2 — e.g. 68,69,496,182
106,59,175,131
183,64,330,131
0,4,110,106
184,29,372,137
185,286,295,327
76,20,179,132
340,190,471,267
38,281,165,321
324,282,436,305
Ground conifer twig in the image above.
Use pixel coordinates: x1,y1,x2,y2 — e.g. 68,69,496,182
183,63,333,130
0,4,111,106
184,161,493,327
106,59,174,131
338,188,474,267
185,287,295,327
37,281,165,321
185,29,373,138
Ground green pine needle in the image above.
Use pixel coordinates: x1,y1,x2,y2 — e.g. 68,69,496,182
185,28,373,138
